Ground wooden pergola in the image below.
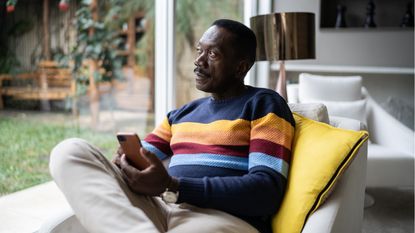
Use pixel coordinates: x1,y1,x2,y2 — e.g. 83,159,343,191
4,0,154,127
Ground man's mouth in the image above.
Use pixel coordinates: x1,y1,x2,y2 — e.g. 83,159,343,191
194,68,210,79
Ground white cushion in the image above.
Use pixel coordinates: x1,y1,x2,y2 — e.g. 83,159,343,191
304,99,367,126
299,73,363,102
287,84,299,103
288,103,330,124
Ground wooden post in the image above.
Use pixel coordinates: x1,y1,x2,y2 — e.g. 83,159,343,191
43,0,51,60
146,20,154,113
127,15,136,67
88,0,100,128
41,0,51,111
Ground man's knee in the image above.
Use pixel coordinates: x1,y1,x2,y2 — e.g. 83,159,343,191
49,138,93,175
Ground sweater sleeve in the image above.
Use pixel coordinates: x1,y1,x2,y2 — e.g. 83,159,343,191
143,117,173,160
177,93,295,216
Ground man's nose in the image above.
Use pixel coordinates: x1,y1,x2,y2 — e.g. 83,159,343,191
194,52,207,67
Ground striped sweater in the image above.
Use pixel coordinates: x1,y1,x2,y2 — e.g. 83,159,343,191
143,86,295,233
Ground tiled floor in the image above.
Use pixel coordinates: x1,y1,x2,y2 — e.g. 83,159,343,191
0,182,71,233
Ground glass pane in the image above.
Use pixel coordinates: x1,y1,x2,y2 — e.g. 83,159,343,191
175,0,244,107
0,0,155,195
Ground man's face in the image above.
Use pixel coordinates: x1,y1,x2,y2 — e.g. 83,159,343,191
193,26,241,94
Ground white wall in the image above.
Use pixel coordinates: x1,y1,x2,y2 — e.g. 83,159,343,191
272,0,414,129
273,0,414,66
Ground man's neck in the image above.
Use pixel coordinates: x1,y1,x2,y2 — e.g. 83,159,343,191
211,84,247,101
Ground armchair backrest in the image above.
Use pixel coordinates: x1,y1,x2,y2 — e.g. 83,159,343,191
289,73,414,152
293,73,368,127
298,73,363,102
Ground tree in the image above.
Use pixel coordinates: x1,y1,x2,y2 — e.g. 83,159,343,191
71,0,126,128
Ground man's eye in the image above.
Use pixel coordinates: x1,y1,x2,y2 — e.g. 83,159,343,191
196,48,202,55
208,51,217,58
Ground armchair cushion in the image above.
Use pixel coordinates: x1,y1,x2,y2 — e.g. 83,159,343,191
306,99,367,126
273,113,368,233
298,73,363,102
288,103,330,124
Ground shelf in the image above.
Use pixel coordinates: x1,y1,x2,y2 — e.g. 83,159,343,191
270,63,414,75
319,27,414,32
320,0,414,29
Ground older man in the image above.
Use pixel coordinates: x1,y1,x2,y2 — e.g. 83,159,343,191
50,19,295,233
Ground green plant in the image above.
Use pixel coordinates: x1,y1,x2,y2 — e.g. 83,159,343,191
0,49,20,74
71,0,125,95
0,19,34,74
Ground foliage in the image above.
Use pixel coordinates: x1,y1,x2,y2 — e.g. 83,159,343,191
0,115,116,195
0,20,34,74
71,0,125,95
121,1,154,68
176,0,242,48
71,0,159,95
6,0,17,6
0,48,20,74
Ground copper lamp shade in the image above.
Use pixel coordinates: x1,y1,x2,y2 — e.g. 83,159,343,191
250,12,316,61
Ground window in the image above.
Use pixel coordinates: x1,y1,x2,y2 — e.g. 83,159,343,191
174,0,245,107
0,0,155,195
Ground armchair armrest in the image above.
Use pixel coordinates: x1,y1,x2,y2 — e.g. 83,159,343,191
302,117,368,233
38,208,87,233
363,88,414,155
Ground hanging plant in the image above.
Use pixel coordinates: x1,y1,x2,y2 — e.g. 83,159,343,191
58,0,70,12
71,0,125,94
6,0,17,13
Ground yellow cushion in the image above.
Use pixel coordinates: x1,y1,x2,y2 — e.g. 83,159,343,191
273,113,368,233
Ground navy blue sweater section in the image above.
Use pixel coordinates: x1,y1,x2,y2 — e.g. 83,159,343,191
164,86,294,233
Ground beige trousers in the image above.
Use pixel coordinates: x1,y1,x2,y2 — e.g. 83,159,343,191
50,138,259,233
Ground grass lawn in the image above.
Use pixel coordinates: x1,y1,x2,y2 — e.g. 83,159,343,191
0,115,118,196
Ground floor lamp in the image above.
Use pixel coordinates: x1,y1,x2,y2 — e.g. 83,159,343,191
250,12,316,101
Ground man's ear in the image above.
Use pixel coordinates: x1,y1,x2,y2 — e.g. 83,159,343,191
235,60,252,80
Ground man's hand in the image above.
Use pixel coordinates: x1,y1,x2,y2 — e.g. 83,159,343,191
119,148,175,196
112,146,123,168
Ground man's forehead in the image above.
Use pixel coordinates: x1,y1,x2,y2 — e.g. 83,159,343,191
197,26,233,48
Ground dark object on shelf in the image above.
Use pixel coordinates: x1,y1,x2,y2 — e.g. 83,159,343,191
335,4,348,28
401,2,414,27
364,0,377,28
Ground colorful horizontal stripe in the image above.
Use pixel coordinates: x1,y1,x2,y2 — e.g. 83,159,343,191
251,113,294,149
249,152,289,178
171,142,249,157
141,140,169,160
142,86,295,179
151,117,172,142
144,134,173,156
169,153,249,171
170,130,250,146
249,139,291,163
171,119,250,133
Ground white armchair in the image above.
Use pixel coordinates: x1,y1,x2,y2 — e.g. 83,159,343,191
288,73,414,189
302,115,367,233
39,104,368,233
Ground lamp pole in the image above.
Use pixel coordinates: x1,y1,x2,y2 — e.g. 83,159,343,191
276,60,287,101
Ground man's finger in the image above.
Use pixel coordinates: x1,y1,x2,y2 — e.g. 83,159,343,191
119,154,140,178
117,146,124,155
113,156,121,168
140,148,161,166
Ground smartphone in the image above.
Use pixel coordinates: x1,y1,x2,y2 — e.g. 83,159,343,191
116,132,150,170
